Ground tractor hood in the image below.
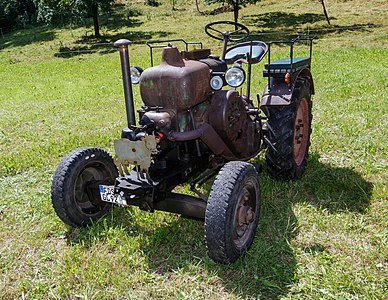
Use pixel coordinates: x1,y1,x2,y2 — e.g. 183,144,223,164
139,47,211,110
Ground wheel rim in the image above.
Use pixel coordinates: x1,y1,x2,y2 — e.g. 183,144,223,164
74,163,111,216
293,97,310,166
233,182,257,249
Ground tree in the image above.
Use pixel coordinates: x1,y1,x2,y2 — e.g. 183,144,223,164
206,0,331,25
204,0,260,23
320,0,330,25
38,0,113,37
0,0,36,30
73,0,114,37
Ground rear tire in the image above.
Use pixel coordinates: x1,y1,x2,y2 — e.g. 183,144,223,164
51,147,118,227
262,78,312,180
205,161,260,263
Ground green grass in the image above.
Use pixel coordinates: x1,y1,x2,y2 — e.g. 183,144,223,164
0,0,387,298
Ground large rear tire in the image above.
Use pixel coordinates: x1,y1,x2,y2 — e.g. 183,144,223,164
262,78,313,180
51,147,118,227
205,161,260,263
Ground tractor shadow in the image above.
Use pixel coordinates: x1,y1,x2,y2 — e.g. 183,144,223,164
137,152,373,298
65,152,372,298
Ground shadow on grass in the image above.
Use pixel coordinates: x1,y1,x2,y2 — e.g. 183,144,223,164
54,30,170,58
140,153,371,298
244,12,331,29
302,153,373,213
0,26,56,50
66,152,372,298
240,12,381,42
52,3,171,58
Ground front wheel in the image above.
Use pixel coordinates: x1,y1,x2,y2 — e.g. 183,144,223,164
262,77,313,180
51,147,118,227
205,161,260,263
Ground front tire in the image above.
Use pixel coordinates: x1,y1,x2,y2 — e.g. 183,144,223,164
51,147,118,227
262,78,313,180
205,161,260,263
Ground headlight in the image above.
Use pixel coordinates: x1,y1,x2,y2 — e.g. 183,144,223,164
210,75,223,91
225,66,245,87
130,66,143,84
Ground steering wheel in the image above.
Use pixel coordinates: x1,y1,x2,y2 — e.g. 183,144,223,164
205,20,250,42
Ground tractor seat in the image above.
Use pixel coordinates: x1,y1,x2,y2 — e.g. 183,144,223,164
224,41,268,64
182,48,211,60
264,57,311,77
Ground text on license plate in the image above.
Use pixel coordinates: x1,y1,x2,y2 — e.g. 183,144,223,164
99,185,127,206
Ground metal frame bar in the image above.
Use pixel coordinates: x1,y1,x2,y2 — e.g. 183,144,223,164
146,39,203,66
266,36,315,92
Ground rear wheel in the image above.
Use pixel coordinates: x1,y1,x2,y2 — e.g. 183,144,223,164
51,147,118,227
262,78,312,180
205,161,260,263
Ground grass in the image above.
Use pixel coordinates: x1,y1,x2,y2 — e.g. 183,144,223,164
0,0,387,298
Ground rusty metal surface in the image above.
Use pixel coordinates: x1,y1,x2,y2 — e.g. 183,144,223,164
153,192,206,219
261,78,292,106
209,90,245,144
209,90,261,159
168,123,236,160
114,39,136,126
261,69,314,107
182,48,211,60
140,47,211,110
140,111,172,132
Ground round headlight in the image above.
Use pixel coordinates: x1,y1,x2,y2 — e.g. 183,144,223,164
130,66,143,84
210,75,223,91
225,66,245,87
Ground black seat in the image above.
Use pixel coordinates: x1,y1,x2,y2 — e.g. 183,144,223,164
224,41,268,64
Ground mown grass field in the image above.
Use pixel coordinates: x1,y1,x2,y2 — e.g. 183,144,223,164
0,0,387,299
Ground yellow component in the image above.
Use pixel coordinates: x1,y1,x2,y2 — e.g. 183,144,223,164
285,72,291,84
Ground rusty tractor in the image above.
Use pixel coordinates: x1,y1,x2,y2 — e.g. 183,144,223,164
52,21,315,263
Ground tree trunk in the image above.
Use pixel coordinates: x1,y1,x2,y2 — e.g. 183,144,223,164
321,0,331,25
195,0,202,13
91,3,100,37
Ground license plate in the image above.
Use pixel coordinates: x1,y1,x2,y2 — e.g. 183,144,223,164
99,185,127,206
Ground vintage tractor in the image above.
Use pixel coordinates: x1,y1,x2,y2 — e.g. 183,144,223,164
51,21,314,263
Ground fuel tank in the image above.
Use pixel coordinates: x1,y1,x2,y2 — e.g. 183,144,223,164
140,47,211,110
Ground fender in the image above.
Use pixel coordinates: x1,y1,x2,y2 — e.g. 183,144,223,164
260,68,314,107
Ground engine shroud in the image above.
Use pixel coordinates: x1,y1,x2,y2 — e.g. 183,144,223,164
209,90,261,158
140,47,211,110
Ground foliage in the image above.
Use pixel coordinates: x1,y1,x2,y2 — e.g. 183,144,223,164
73,0,115,36
0,0,36,30
0,0,114,35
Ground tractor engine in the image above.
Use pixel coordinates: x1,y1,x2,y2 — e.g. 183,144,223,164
134,46,260,162
116,45,261,177
138,46,211,134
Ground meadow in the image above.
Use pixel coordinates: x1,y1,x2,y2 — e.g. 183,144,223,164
0,0,387,298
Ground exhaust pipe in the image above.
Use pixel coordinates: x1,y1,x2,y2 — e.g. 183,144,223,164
168,123,237,160
114,39,136,126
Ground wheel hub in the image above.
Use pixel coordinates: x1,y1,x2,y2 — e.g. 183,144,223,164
293,97,309,166
234,188,256,242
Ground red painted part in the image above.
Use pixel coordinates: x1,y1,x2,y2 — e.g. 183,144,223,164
293,97,310,166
